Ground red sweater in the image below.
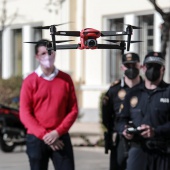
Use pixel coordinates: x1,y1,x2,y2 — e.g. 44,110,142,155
19,70,78,139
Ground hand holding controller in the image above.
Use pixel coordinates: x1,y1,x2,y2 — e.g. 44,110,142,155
126,127,145,134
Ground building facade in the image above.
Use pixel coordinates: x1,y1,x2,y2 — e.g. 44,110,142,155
0,0,170,122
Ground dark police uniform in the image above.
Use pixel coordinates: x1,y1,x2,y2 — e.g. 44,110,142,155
118,81,170,170
102,77,143,170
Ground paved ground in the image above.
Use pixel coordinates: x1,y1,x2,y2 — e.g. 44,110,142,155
0,122,107,170
0,146,109,170
70,122,104,146
74,147,109,170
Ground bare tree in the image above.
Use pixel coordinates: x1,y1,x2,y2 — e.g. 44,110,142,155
149,0,170,59
45,0,65,14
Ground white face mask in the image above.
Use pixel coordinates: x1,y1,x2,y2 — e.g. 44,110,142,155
39,55,55,68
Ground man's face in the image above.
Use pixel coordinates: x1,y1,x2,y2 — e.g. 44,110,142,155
143,63,163,72
36,46,55,60
121,62,141,80
143,63,164,82
122,62,141,71
146,63,162,70
36,46,56,69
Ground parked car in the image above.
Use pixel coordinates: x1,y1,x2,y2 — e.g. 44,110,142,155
0,104,26,152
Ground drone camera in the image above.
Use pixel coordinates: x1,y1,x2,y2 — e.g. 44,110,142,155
85,39,97,47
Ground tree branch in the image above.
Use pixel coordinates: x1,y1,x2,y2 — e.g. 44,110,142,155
149,0,165,17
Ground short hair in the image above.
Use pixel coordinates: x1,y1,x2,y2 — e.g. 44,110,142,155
35,39,50,54
122,52,140,64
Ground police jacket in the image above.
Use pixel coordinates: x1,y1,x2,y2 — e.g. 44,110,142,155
117,80,170,141
102,77,143,131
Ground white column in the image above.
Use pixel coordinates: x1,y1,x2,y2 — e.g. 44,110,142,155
22,25,34,78
102,17,110,84
124,14,138,53
165,41,170,82
2,28,13,79
154,12,163,51
75,0,85,82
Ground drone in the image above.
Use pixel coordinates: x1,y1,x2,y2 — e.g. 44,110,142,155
25,22,142,55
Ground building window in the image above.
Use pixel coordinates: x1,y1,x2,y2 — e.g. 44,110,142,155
13,29,22,76
107,18,124,83
0,31,2,77
34,28,42,41
138,14,154,62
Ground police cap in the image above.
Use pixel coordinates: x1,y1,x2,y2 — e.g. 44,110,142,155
122,52,140,64
143,51,165,66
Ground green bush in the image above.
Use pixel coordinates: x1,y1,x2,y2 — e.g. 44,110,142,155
99,91,107,132
0,76,23,109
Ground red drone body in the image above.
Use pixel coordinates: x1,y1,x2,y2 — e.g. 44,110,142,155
79,28,101,49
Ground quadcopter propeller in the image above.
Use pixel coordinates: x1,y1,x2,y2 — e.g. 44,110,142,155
105,39,142,52
34,22,72,29
24,40,74,55
116,23,142,30
34,22,73,51
101,24,141,37
105,40,143,43
125,24,142,29
24,40,74,44
101,31,127,36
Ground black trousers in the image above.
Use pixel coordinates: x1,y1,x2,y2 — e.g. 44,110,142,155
127,146,170,170
110,135,128,170
26,133,74,170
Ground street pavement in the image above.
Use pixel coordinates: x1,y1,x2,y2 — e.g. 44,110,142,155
0,146,109,170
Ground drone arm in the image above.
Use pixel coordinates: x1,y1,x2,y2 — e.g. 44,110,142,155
55,44,79,50
101,31,127,36
55,31,80,37
97,44,125,50
51,35,56,51
127,35,131,51
126,25,133,51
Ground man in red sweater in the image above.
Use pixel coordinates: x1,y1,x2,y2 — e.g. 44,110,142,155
20,39,78,170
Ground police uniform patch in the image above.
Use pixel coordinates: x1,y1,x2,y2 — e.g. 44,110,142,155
118,89,126,100
130,96,138,107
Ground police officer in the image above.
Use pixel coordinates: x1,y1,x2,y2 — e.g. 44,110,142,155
102,52,143,170
118,51,170,170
